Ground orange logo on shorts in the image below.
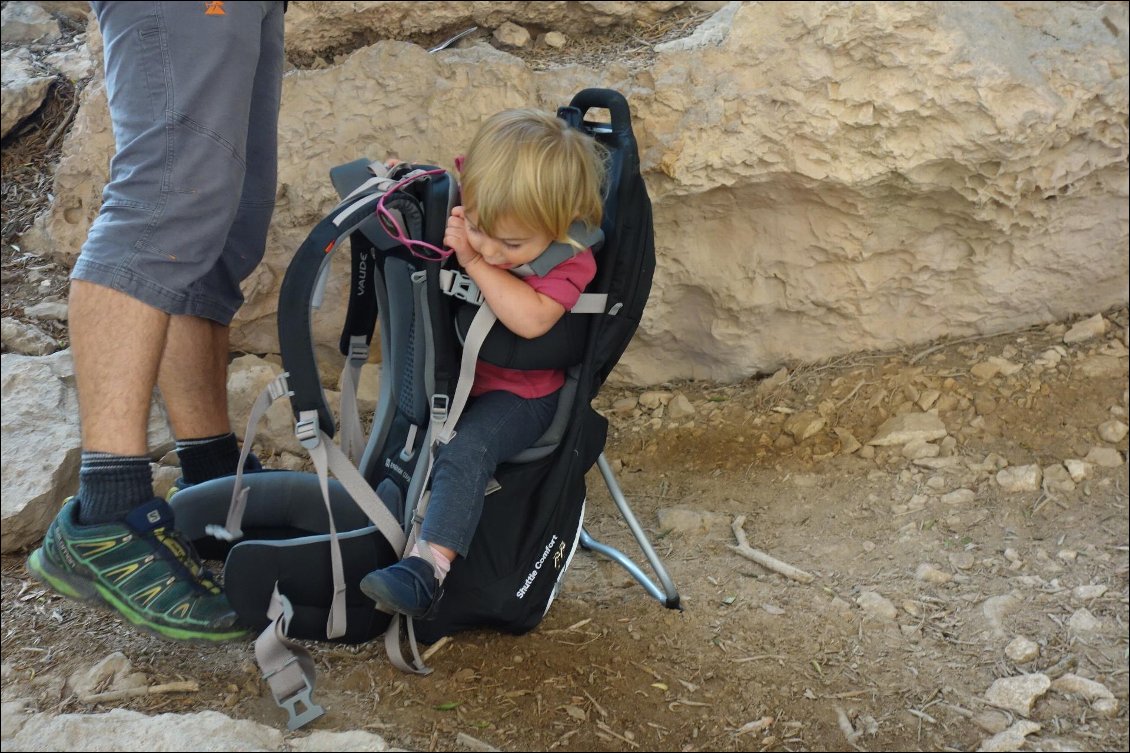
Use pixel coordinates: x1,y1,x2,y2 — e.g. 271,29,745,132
205,1,225,15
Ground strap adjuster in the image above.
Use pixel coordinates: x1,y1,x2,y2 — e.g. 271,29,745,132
263,658,325,731
346,339,369,366
430,394,450,424
267,372,293,402
295,411,320,449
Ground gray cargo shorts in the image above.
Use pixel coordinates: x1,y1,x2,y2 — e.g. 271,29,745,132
73,1,285,325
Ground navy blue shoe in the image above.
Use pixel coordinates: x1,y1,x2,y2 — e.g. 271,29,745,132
166,453,264,501
360,556,441,619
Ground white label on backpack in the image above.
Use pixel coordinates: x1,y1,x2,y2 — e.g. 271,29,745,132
516,534,558,599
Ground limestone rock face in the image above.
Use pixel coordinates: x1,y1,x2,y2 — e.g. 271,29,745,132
23,2,1130,385
282,1,689,59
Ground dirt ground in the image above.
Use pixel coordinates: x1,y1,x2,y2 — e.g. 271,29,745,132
2,7,1128,753
4,311,1129,752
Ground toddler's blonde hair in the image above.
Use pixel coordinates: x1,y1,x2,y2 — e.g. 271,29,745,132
460,109,605,249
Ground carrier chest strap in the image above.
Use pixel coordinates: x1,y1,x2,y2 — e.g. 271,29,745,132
439,268,609,315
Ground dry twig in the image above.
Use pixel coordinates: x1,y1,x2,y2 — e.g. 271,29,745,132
79,680,199,705
730,516,815,584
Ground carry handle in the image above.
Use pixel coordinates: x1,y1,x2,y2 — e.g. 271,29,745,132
568,88,632,137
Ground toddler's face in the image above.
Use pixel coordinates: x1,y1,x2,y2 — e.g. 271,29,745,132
463,210,553,269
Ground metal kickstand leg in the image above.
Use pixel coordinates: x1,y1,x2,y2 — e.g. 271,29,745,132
581,453,681,609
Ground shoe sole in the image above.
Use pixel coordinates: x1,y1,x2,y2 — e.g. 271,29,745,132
359,572,444,620
27,547,249,644
359,576,430,619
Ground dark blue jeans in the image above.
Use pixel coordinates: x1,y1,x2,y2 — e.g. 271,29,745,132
420,389,559,557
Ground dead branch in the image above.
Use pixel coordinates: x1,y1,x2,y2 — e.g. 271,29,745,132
78,680,199,705
730,515,815,584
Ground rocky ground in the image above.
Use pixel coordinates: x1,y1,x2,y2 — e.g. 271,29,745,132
2,4,1128,752
4,309,1128,752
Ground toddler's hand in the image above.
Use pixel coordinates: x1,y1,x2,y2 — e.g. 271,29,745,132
445,206,478,268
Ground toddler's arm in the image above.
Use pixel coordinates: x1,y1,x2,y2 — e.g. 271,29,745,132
444,207,566,339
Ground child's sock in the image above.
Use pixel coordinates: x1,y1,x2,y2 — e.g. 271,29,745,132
412,540,452,583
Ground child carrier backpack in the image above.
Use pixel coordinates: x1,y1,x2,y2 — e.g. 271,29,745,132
169,88,680,731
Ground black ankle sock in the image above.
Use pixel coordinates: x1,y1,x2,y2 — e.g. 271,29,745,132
176,432,241,485
76,452,154,525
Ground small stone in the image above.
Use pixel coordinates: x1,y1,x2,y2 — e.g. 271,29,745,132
1083,446,1123,467
1005,636,1040,663
1042,464,1075,493
493,21,531,48
996,465,1042,492
868,413,948,446
949,551,975,570
1063,313,1107,343
667,393,695,420
638,390,672,410
1052,673,1118,716
941,488,975,505
978,720,1042,752
1097,419,1128,443
902,440,940,459
783,411,825,442
1072,584,1107,600
1063,459,1090,482
984,673,1051,717
834,427,861,454
972,709,1012,734
915,563,952,584
611,396,638,414
856,591,897,622
543,31,567,48
1067,608,1101,633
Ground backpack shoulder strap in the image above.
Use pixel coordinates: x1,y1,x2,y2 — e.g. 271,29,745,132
514,220,604,278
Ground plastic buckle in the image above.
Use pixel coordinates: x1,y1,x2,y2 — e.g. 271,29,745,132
295,412,320,449
264,660,325,731
448,271,484,306
430,394,449,424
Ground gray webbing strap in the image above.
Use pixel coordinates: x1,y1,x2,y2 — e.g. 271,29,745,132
296,410,408,641
383,612,432,674
412,271,438,407
568,292,608,314
207,373,292,542
297,411,407,552
338,335,369,465
435,304,498,445
381,492,435,674
256,586,325,730
301,436,348,640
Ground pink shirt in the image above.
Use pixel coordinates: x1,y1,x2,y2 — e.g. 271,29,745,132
471,251,598,398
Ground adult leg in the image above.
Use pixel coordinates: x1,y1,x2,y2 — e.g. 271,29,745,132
158,316,231,442
160,0,284,487
26,1,280,642
70,281,169,455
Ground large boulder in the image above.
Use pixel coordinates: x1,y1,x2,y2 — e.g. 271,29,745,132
22,2,1130,385
1,351,174,553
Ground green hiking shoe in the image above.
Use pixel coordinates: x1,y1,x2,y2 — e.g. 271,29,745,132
26,497,248,642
